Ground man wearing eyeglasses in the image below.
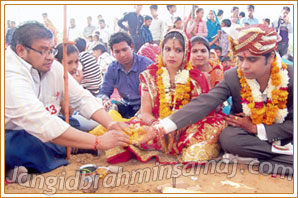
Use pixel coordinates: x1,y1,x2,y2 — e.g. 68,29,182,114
5,21,131,179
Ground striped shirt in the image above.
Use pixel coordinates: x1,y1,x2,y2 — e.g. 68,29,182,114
79,51,103,96
97,52,115,76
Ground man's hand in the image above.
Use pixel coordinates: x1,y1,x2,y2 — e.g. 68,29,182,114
225,113,257,134
103,99,113,110
97,130,130,150
72,70,83,84
107,121,131,134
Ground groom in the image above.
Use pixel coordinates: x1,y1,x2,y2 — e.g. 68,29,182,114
143,24,293,175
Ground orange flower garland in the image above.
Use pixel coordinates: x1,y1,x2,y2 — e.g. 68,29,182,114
157,55,193,119
238,55,289,125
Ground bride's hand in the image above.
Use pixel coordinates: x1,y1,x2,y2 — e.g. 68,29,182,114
136,126,157,144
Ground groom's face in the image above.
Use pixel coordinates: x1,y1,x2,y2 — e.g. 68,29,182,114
237,50,273,80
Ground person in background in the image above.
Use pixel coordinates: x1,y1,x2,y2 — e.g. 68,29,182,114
190,36,223,89
5,21,16,46
219,19,231,57
186,8,208,38
92,43,115,76
214,45,223,63
164,5,177,32
273,6,292,57
75,37,103,96
55,44,83,84
231,6,240,24
87,34,101,51
97,19,111,52
221,56,233,72
217,9,224,22
173,16,183,30
98,32,153,118
141,15,153,45
83,16,96,39
206,10,221,49
242,5,259,25
263,18,271,27
118,5,144,52
42,13,58,45
239,11,246,25
149,5,165,45
68,18,82,41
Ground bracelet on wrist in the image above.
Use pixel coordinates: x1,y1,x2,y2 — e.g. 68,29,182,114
94,136,99,151
148,118,159,126
153,125,166,138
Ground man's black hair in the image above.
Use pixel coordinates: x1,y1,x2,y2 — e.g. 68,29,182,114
222,19,231,27
166,5,175,11
144,15,153,21
232,6,239,12
248,5,255,10
109,32,133,51
55,43,79,63
150,5,158,10
283,6,290,12
92,43,106,53
217,9,224,16
239,12,245,18
74,37,87,52
11,21,53,52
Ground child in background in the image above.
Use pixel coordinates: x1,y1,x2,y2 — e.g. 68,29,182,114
219,19,231,57
221,56,233,72
173,16,183,30
141,15,153,45
263,18,270,26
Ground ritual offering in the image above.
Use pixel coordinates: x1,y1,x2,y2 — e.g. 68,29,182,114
126,125,147,144
78,164,97,176
96,167,109,178
78,164,110,178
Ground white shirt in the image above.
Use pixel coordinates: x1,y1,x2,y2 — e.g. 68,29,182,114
5,47,103,142
164,12,175,31
97,52,115,75
68,25,82,41
97,26,110,44
149,16,165,41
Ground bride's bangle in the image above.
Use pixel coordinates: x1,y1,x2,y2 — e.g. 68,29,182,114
152,124,166,138
148,118,159,126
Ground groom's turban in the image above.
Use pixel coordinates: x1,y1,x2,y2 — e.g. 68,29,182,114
229,24,278,55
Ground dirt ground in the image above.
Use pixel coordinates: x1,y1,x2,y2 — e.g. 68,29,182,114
4,153,294,194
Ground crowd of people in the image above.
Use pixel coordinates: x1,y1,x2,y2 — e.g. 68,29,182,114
4,4,293,184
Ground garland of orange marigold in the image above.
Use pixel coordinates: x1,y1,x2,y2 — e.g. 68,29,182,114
237,54,289,125
157,55,193,119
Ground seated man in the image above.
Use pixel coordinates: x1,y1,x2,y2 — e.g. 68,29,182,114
98,32,153,118
5,21,130,178
144,24,293,176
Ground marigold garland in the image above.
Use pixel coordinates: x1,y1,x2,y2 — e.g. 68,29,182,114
238,54,289,125
157,55,193,119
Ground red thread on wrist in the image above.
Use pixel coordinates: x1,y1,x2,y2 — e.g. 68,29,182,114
94,136,99,151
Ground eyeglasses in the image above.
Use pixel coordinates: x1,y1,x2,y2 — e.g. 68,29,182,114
24,45,58,56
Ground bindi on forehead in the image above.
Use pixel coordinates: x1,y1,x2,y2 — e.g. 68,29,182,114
243,52,247,58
